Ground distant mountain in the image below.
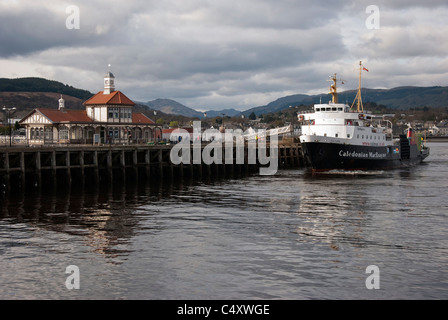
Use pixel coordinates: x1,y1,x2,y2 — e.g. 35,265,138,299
242,94,312,116
3,77,448,121
354,86,448,109
204,108,241,118
244,86,448,116
142,98,204,118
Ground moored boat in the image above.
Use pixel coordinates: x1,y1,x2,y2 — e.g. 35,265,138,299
298,61,430,172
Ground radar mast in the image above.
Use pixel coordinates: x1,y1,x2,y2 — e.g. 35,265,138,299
328,73,345,104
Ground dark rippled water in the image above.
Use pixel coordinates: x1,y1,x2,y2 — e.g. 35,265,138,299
0,142,447,300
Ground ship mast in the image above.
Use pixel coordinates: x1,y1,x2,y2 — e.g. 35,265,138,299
351,61,364,112
328,73,345,104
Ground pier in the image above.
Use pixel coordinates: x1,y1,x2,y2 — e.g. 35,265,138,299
0,139,303,192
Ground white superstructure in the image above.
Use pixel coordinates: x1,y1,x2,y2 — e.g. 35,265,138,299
298,67,394,148
299,103,393,147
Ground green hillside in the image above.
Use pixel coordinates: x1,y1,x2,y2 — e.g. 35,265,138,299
0,77,93,100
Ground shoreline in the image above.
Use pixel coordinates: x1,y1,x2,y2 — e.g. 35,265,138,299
426,137,448,142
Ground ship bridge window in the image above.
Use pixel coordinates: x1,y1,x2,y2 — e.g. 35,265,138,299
338,107,343,111
332,107,337,111
315,108,320,112
326,108,332,111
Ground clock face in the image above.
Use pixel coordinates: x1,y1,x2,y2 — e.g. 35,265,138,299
110,80,114,84
105,80,109,85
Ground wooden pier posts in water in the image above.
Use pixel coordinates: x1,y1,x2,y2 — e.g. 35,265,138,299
0,141,303,192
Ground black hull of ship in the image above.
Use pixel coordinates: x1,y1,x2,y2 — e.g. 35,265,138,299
301,141,428,172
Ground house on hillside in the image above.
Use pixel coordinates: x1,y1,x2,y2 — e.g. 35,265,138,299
19,71,160,144
429,120,448,136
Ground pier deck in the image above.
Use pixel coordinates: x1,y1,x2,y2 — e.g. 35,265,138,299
0,140,303,191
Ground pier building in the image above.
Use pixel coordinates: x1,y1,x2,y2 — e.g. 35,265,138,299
19,71,158,145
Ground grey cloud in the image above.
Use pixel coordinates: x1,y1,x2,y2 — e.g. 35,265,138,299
1,0,447,111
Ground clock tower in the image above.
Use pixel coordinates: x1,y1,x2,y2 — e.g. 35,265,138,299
104,71,115,95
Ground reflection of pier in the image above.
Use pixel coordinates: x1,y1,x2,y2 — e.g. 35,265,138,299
0,141,303,191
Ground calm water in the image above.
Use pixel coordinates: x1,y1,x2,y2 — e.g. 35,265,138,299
0,142,447,300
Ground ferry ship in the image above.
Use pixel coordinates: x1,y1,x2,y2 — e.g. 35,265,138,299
298,61,430,172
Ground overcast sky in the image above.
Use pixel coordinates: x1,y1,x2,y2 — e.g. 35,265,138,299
1,0,448,111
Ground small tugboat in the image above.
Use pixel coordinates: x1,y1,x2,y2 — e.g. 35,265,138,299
298,61,430,172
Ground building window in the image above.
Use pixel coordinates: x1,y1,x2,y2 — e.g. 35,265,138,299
59,126,69,140
108,107,119,119
45,127,53,141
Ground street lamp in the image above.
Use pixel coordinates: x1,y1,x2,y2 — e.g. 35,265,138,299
203,112,207,128
3,107,16,147
220,113,226,133
153,110,158,142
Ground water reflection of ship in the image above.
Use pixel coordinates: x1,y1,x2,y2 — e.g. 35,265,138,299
295,180,370,250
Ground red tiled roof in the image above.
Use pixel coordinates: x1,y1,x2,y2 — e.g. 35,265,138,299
132,113,155,124
162,128,193,133
83,91,135,106
36,109,92,123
